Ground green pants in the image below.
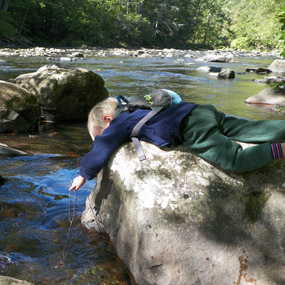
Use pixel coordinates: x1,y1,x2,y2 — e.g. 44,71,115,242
182,104,285,172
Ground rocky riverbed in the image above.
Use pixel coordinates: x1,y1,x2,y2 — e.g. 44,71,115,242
0,46,282,61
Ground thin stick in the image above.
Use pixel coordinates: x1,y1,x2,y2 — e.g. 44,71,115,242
61,190,77,264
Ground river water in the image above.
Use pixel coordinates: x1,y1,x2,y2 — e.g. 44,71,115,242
0,50,282,284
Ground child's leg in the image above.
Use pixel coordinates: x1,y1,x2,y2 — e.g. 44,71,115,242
218,112,285,143
182,105,277,172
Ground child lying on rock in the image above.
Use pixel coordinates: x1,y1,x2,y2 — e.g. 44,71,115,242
69,89,285,192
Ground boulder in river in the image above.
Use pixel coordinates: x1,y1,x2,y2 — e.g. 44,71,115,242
209,68,235,79
0,80,41,133
268,59,285,75
198,66,235,79
82,142,285,285
217,68,235,79
14,65,109,122
245,87,285,105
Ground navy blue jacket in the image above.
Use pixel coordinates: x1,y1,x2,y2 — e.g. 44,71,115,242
79,102,197,180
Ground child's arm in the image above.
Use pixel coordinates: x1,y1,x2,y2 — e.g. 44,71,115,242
69,118,132,191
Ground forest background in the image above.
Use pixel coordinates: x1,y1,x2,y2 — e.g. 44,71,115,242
0,0,285,55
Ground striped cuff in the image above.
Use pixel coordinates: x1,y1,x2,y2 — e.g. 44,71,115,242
271,143,283,160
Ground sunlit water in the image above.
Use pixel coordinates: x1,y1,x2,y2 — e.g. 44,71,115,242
0,51,282,283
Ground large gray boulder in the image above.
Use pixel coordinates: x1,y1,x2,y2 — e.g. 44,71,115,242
268,59,285,75
14,65,108,122
0,80,40,133
82,142,285,285
245,87,285,105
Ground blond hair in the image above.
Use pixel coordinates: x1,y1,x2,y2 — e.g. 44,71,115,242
87,97,118,139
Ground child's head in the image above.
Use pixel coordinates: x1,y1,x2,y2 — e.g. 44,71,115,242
87,97,118,140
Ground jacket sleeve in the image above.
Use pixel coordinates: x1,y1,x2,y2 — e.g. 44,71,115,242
79,121,132,180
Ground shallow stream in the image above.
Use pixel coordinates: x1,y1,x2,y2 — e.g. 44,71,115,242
0,50,282,284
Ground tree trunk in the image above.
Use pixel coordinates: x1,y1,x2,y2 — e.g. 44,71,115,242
19,7,30,35
202,0,216,46
99,2,104,32
139,0,144,28
3,0,9,11
202,14,212,45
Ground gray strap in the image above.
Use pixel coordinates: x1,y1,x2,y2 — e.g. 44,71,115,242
130,107,163,161
131,137,146,161
131,108,162,137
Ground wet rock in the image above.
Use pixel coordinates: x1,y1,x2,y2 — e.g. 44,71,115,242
197,66,223,73
246,68,272,74
0,143,27,156
209,68,235,79
268,59,285,74
245,87,285,105
203,67,235,79
82,141,285,285
217,68,235,79
0,276,32,284
0,80,41,133
14,65,109,122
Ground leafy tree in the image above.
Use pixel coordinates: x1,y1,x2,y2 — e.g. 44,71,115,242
0,0,282,50
277,5,285,57
228,0,282,50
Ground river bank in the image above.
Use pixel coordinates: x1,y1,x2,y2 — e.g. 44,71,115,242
0,46,282,60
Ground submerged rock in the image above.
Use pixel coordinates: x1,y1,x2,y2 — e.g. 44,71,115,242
82,142,285,285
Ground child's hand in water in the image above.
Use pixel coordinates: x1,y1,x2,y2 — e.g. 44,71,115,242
69,175,86,192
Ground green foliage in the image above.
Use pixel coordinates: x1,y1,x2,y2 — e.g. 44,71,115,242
0,0,283,50
228,0,282,51
277,6,285,57
0,10,18,37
